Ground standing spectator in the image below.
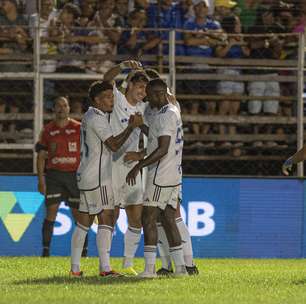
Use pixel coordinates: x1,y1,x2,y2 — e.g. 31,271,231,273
0,0,31,71
86,0,121,74
216,15,250,147
36,96,88,257
183,0,222,137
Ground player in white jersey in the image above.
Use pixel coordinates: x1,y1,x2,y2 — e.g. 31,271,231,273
70,81,143,278
126,79,187,278
103,60,148,275
126,69,199,276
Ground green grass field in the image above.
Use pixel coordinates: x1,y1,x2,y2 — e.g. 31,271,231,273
1,258,306,304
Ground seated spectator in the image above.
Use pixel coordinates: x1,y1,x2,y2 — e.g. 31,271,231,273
48,3,85,72
177,0,194,25
236,0,262,32
0,0,31,71
214,0,238,21
86,0,120,74
115,0,129,28
216,15,250,147
29,0,58,72
146,0,186,55
78,0,96,27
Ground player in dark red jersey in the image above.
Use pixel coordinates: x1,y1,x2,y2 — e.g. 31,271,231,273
36,96,87,257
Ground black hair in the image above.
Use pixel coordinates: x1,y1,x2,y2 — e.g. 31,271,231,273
129,71,149,84
221,15,238,34
147,78,167,92
62,3,81,19
145,68,160,80
88,81,113,102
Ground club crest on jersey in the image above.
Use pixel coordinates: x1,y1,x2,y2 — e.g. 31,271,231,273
65,129,76,135
68,142,77,152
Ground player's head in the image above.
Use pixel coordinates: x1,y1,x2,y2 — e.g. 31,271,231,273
88,81,114,113
54,96,70,120
126,71,149,103
146,78,168,109
144,68,161,80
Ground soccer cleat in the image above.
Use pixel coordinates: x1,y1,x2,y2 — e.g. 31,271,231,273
99,270,123,277
69,270,83,278
120,267,138,276
156,267,173,276
186,265,199,276
137,271,157,278
41,247,50,257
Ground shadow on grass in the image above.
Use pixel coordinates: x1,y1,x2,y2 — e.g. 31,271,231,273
13,275,166,286
292,279,306,285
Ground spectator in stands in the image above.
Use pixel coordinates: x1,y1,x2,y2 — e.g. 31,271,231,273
48,3,85,72
70,98,84,116
78,0,96,27
115,0,129,28
146,0,186,55
236,0,262,32
128,0,150,12
86,0,120,74
183,0,222,138
247,6,282,147
0,0,30,71
177,0,194,25
30,0,58,72
216,15,250,147
0,99,6,142
214,0,238,21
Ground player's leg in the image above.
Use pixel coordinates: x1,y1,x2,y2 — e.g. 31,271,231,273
175,204,199,275
140,205,159,277
160,205,187,276
123,204,142,270
70,211,94,276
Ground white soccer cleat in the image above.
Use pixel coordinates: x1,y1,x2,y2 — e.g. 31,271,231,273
137,271,157,278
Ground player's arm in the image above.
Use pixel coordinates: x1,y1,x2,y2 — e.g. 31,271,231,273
124,149,147,163
104,114,143,152
126,135,170,186
282,146,306,176
103,60,142,83
35,131,48,194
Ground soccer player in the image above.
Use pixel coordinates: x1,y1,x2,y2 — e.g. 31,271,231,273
103,60,149,275
282,146,306,175
126,69,199,275
70,81,143,277
36,96,88,257
126,79,187,277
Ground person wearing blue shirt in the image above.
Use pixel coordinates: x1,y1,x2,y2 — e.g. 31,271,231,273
146,0,185,55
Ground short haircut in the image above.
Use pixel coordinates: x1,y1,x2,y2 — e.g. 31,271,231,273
147,78,167,92
145,68,160,80
221,15,237,34
130,71,149,84
62,3,81,19
88,81,113,102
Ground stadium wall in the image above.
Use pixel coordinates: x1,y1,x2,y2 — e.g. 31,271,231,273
0,175,304,258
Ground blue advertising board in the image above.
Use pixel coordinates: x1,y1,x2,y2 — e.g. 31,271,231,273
0,176,304,258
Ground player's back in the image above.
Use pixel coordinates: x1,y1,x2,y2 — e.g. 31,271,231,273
147,103,183,187
77,107,113,191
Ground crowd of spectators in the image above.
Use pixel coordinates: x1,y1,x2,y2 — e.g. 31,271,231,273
0,0,305,163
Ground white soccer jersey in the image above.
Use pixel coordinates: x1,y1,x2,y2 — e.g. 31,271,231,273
147,103,183,187
110,86,146,162
77,107,113,190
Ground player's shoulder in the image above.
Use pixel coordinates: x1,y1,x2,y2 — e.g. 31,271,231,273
158,104,178,116
43,121,56,132
69,118,81,128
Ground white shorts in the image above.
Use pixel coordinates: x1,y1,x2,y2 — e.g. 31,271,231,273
144,182,180,210
79,184,114,215
112,161,143,208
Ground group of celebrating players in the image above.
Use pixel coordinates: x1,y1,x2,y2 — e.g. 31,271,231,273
36,60,199,278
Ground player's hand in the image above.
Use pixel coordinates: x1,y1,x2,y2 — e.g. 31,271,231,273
120,60,142,70
129,113,143,128
126,164,141,186
282,157,293,176
38,179,46,195
124,151,143,163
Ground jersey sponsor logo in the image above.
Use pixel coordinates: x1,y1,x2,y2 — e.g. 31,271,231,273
0,191,44,242
50,130,60,136
65,129,76,135
68,142,77,152
51,157,77,165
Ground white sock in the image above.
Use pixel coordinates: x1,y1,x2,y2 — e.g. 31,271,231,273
170,245,186,274
71,223,89,272
96,225,113,272
144,245,157,273
123,226,142,268
176,217,194,267
157,222,172,270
